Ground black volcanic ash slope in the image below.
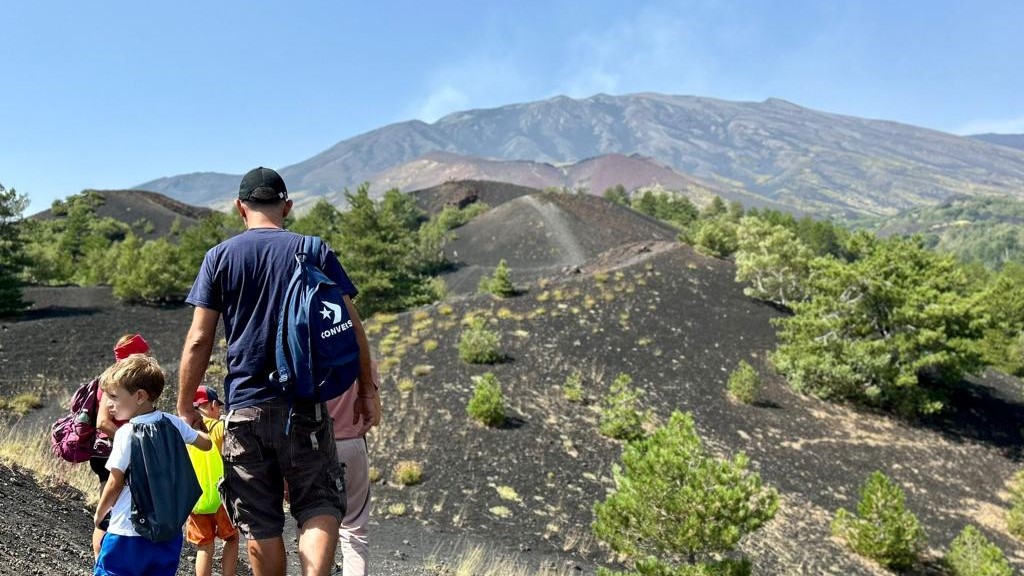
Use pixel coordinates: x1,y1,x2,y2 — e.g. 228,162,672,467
366,242,1024,574
440,191,677,294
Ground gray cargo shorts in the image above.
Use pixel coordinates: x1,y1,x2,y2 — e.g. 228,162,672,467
220,397,346,540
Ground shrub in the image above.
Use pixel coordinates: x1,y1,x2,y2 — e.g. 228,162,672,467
393,460,423,486
564,371,585,403
397,378,415,393
944,525,1012,576
458,318,502,364
0,393,43,415
478,259,516,297
593,411,778,573
832,471,925,570
599,374,646,441
690,219,738,258
1006,470,1024,539
110,236,191,302
467,373,505,426
727,361,759,404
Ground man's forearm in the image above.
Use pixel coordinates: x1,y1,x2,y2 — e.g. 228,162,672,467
178,338,213,403
178,307,219,410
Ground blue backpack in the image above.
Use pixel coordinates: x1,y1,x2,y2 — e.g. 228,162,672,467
274,236,361,408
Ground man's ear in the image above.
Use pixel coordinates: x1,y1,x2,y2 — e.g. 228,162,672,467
283,199,293,219
235,199,247,220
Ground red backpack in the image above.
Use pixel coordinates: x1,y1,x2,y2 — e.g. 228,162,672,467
50,378,103,463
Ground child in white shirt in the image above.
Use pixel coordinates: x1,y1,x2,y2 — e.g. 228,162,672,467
92,354,212,576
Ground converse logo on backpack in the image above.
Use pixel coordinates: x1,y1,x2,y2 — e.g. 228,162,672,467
321,318,353,339
320,301,343,323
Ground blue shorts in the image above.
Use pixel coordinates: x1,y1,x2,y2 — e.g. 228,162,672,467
94,532,183,576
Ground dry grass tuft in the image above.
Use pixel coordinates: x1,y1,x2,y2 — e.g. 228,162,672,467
0,393,44,415
394,460,424,486
0,427,97,505
425,544,579,576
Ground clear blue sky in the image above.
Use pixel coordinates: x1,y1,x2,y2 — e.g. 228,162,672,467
4,0,1023,213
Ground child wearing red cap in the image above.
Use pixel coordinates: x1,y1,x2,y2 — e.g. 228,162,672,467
186,385,239,576
90,333,150,558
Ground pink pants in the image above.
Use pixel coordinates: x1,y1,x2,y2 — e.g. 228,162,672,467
335,437,370,576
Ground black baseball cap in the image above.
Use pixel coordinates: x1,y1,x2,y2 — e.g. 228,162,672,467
239,166,288,202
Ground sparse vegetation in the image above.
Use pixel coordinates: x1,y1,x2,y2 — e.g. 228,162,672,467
726,361,759,404
563,371,585,403
489,505,512,518
599,373,646,441
387,502,408,516
412,364,433,377
467,372,505,427
394,460,424,486
397,378,416,393
423,338,439,353
832,471,925,570
425,544,582,576
0,393,43,415
944,525,1012,576
0,428,97,503
593,411,777,575
1006,470,1024,539
479,259,516,297
495,485,521,502
458,318,503,364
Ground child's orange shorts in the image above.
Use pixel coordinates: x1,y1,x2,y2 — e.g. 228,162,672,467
186,506,238,546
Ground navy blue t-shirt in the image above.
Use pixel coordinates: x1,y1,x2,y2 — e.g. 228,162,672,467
186,228,358,409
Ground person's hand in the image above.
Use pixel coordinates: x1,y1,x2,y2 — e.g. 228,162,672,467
177,403,206,432
354,393,381,427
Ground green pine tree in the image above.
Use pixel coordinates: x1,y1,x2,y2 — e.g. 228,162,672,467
593,411,778,573
945,525,1012,576
734,217,815,307
336,185,434,317
483,259,516,295
0,183,30,316
832,471,925,570
771,236,985,415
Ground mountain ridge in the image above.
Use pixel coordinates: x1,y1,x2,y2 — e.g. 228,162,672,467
136,93,1024,217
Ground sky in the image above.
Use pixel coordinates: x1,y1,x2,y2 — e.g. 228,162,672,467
3,1,1023,213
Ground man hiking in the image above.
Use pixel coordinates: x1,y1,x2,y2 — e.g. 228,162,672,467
176,166,379,576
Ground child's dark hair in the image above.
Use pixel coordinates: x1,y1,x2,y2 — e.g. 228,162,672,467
100,354,165,400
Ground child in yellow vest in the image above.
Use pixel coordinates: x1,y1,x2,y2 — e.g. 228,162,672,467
186,386,239,576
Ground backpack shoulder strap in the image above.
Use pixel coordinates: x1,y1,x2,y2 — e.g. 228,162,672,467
302,235,324,266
